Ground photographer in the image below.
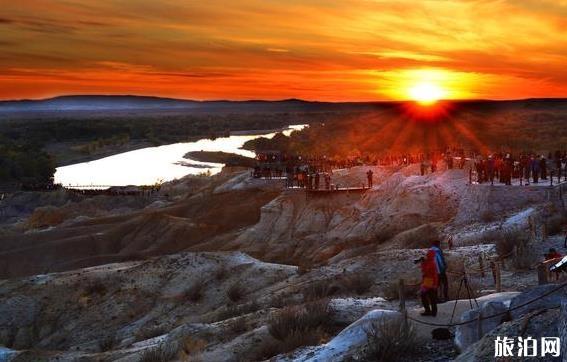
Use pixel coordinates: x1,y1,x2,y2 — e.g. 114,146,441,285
417,249,439,317
431,240,448,302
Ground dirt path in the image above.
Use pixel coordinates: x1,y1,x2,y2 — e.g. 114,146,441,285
408,292,520,339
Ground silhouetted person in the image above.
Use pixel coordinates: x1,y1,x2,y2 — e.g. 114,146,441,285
366,169,373,188
540,156,547,180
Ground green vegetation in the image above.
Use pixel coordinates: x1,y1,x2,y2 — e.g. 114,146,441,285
0,135,55,188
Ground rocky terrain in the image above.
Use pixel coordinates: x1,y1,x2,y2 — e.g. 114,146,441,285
0,162,566,361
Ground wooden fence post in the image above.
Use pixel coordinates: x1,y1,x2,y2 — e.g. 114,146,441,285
478,255,485,278
494,262,502,292
398,278,408,332
529,216,536,242
537,263,549,285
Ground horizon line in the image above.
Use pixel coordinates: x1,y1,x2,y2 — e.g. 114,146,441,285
2,93,567,104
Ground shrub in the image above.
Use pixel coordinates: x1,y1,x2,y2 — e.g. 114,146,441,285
382,281,419,301
260,302,328,361
254,329,322,362
136,326,168,341
184,280,206,302
512,239,538,270
229,317,249,335
83,280,107,296
214,301,260,322
177,336,207,360
480,210,496,223
340,274,373,295
302,279,338,302
546,213,567,235
488,228,528,259
139,343,178,362
226,282,244,303
358,316,420,362
214,266,228,281
98,333,119,352
268,300,330,341
26,206,67,229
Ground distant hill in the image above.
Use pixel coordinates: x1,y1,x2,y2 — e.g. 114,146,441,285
0,95,386,113
1,95,566,113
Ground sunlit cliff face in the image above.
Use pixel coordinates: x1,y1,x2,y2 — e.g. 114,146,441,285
1,0,567,101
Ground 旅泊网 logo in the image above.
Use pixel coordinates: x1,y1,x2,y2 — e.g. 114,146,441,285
494,336,560,358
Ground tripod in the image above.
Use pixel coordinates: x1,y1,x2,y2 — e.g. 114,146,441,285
449,272,480,325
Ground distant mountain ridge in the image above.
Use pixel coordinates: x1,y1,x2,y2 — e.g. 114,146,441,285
0,94,566,113
0,95,341,112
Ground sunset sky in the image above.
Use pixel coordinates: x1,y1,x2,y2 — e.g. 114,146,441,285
1,0,567,101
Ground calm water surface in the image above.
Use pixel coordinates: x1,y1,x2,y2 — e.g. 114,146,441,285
55,125,306,187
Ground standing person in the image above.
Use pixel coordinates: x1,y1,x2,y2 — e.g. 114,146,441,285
314,172,320,190
419,249,439,317
366,169,374,188
531,156,540,183
540,155,548,180
487,156,495,184
431,240,448,302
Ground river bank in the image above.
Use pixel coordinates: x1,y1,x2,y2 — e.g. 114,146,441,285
184,151,256,168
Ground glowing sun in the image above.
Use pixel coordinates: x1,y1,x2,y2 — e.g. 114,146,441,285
408,81,446,105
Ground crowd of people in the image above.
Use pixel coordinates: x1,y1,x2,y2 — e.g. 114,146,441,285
252,149,466,189
472,151,567,185
253,149,567,189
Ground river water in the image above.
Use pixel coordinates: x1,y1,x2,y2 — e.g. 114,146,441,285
54,124,305,188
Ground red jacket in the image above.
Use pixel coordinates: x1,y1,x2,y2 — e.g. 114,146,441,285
421,249,439,290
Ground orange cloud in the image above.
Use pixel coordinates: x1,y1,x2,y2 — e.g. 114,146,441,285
1,0,566,101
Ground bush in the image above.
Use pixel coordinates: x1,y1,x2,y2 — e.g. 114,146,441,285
255,329,322,361
214,266,228,281
268,300,330,341
226,282,244,303
489,228,528,259
358,316,420,362
139,343,178,362
229,317,249,335
260,301,329,360
382,281,419,301
83,280,107,296
546,214,567,235
214,301,260,322
26,206,67,229
136,326,168,341
177,336,207,360
480,210,497,223
302,279,338,302
512,239,538,270
340,274,373,295
98,333,119,352
184,280,206,302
